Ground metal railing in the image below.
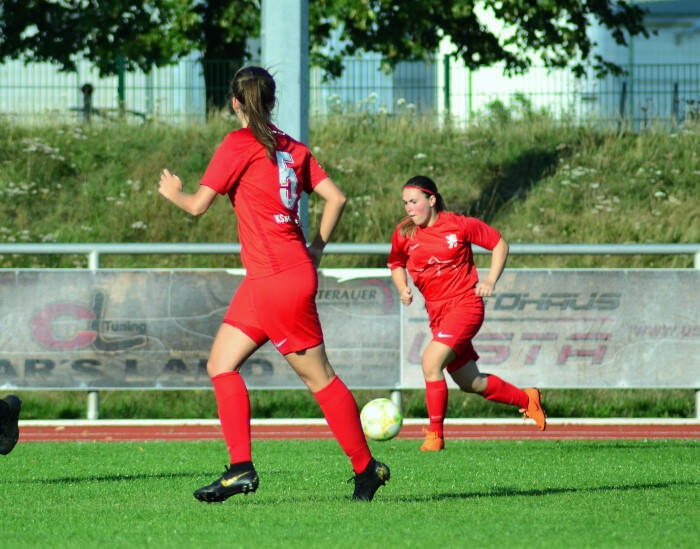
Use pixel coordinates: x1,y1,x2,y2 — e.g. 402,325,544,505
0,242,698,269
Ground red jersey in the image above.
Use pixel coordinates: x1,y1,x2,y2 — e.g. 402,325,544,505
387,211,501,302
200,126,329,278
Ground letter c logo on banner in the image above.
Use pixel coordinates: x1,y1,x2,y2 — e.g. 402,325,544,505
31,303,97,350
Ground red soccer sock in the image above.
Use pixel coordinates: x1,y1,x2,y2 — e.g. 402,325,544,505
211,371,252,464
425,379,448,437
482,374,529,409
314,376,372,474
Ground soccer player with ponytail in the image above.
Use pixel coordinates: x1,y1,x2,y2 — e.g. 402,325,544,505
158,66,389,501
388,175,546,451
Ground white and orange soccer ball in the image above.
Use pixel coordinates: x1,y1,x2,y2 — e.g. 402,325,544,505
360,397,403,441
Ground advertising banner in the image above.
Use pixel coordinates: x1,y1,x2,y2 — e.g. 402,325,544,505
1,268,697,391
0,269,400,390
402,269,699,389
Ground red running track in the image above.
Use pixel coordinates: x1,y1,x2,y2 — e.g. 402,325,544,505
18,420,700,443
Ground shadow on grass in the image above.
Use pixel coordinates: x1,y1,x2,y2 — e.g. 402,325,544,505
2,471,204,485
419,479,699,502
464,148,560,223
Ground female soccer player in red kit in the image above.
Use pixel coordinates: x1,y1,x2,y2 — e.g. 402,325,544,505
158,66,389,501
387,175,546,451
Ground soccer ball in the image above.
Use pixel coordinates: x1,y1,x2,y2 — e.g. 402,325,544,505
360,398,403,441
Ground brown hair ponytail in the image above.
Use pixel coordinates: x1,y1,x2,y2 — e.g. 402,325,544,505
230,66,277,160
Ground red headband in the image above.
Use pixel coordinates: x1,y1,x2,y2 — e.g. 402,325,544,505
404,185,435,196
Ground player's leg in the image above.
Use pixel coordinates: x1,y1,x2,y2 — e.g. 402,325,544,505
418,291,483,450
0,394,22,455
194,280,267,503
256,262,389,500
439,291,546,431
285,344,390,501
449,359,546,431
419,340,455,451
194,323,261,502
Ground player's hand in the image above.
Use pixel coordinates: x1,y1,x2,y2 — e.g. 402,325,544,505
399,286,413,306
158,168,182,199
475,280,495,297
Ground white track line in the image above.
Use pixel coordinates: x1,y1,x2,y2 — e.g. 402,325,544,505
19,417,700,428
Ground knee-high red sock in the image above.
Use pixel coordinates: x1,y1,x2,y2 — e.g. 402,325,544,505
314,376,372,474
482,374,529,409
425,379,448,437
211,371,251,464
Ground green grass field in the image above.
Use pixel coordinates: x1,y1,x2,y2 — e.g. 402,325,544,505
1,95,698,548
2,439,698,548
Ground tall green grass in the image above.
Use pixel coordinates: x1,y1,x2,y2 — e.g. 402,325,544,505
2,440,698,548
0,104,697,270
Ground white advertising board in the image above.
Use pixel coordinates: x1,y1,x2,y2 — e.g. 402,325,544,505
0,269,399,390
402,269,699,389
0,269,697,391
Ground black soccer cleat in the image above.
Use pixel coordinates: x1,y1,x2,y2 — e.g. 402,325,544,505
351,458,390,502
0,395,21,456
194,463,259,503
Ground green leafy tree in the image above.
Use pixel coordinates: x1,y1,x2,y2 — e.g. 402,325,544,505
0,0,649,107
308,0,650,79
0,0,259,108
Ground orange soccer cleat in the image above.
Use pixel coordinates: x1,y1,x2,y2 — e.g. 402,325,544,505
521,388,547,431
420,429,445,452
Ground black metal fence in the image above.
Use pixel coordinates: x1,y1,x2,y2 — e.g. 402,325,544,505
1,55,699,129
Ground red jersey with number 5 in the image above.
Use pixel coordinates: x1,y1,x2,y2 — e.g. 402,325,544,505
387,212,501,302
200,126,328,278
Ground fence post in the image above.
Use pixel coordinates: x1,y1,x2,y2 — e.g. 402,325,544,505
443,55,451,116
618,81,627,132
467,66,473,121
118,56,126,119
81,83,93,123
672,82,679,121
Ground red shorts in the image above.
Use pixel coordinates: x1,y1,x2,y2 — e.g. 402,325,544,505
223,261,323,355
425,288,484,372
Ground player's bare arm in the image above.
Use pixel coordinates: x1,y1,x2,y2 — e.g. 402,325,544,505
307,177,346,265
391,267,413,306
475,237,509,297
158,168,217,216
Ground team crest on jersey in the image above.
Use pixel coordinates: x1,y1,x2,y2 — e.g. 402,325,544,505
446,234,458,249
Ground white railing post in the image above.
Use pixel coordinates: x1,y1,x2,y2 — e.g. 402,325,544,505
88,250,100,270
87,391,100,420
390,390,402,412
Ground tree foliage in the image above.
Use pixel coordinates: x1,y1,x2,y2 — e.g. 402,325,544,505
0,0,185,75
308,0,650,79
0,0,259,106
0,1,650,104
